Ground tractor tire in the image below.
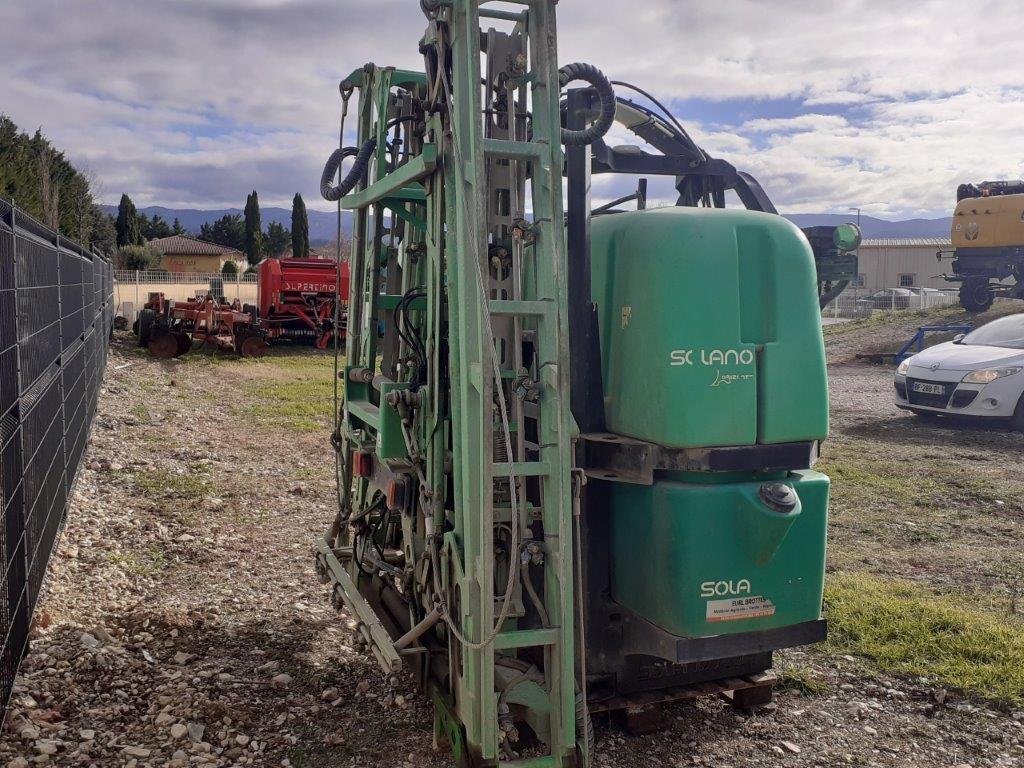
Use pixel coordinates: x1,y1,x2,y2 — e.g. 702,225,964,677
959,278,994,313
136,309,156,347
1012,394,1024,433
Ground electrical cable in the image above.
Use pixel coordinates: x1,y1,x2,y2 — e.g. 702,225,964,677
609,80,699,153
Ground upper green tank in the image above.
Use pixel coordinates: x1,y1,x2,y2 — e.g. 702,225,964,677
590,207,828,448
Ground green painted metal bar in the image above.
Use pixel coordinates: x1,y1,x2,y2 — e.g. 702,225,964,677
341,144,438,209
500,757,561,768
378,295,428,312
347,400,381,429
386,187,427,202
482,138,544,161
488,299,554,317
492,461,550,478
493,628,559,650
523,1,578,758
479,7,526,22
316,539,402,673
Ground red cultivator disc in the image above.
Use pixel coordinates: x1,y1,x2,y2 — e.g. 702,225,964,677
239,336,269,358
147,332,179,360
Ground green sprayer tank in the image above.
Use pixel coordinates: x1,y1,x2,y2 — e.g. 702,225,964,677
590,206,829,640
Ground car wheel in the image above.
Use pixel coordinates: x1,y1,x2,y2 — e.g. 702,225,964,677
1011,394,1024,432
959,278,994,313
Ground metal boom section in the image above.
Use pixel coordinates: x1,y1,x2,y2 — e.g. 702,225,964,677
317,2,582,765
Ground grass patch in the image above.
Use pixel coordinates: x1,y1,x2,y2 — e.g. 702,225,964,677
237,354,338,433
242,379,336,432
131,467,211,501
775,661,830,695
107,546,170,576
825,572,1024,703
819,438,1018,514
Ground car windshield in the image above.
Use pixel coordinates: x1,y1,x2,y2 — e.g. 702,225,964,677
961,314,1024,349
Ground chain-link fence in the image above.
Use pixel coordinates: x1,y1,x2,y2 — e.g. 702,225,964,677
114,271,258,320
0,200,113,713
821,286,962,321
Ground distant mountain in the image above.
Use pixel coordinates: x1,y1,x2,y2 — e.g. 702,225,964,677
783,214,952,239
103,205,952,243
100,205,353,243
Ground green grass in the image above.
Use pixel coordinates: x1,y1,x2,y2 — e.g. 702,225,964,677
775,660,830,695
235,354,339,433
131,467,211,501
825,572,1024,703
107,545,170,576
819,439,1018,514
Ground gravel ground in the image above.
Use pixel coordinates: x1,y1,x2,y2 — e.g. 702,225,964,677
1,332,1023,767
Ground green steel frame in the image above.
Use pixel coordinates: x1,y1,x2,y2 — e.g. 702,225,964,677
321,2,580,765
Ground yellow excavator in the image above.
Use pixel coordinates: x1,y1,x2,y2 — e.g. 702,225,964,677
944,180,1024,311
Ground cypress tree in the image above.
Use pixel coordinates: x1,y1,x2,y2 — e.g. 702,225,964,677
115,193,141,247
243,190,263,266
291,193,309,258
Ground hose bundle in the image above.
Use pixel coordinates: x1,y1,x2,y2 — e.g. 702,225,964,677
320,137,377,201
558,62,616,146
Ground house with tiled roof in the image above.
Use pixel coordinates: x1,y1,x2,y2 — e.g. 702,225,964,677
148,235,246,273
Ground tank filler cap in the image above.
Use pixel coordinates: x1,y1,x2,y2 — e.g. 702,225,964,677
758,482,799,513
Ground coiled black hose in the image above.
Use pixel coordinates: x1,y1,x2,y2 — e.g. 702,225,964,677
320,138,378,201
558,62,615,146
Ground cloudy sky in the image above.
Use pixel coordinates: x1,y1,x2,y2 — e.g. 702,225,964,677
1,0,1021,218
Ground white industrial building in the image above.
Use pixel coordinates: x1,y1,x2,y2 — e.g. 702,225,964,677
854,238,953,290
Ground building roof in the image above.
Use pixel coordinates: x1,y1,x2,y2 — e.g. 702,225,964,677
148,235,243,257
860,237,951,248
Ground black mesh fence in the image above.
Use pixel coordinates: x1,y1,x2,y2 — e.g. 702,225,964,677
0,199,113,712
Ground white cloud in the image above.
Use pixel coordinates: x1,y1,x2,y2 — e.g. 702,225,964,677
0,0,1021,218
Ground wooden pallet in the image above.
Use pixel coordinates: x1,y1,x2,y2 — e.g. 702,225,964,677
589,672,777,734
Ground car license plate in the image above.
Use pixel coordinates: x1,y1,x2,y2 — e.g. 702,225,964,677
912,382,945,395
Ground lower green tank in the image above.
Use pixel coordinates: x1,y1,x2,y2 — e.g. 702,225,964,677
610,471,828,637
590,206,830,642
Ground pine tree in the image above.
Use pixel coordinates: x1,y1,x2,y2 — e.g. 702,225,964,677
243,190,263,266
291,193,309,258
115,193,141,247
172,217,185,235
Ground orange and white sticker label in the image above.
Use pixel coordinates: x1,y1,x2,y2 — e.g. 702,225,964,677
706,595,776,622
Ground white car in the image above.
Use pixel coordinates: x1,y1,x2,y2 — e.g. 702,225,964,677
894,313,1024,429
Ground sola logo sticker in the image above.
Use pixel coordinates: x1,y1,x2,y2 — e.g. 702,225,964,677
670,349,754,367
700,579,751,598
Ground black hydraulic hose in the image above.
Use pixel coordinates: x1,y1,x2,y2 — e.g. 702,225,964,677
558,62,615,146
320,138,378,201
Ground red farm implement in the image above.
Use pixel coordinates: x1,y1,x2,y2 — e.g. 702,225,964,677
135,292,268,359
254,257,350,349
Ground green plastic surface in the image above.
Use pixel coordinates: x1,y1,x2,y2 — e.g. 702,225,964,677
590,207,829,448
610,470,829,637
